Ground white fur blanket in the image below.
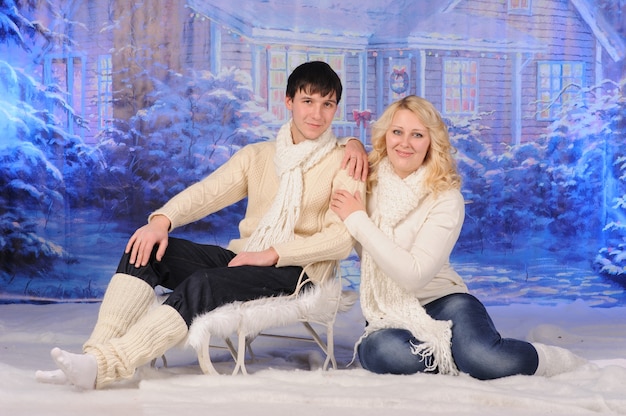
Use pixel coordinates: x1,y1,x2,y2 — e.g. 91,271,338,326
185,278,357,374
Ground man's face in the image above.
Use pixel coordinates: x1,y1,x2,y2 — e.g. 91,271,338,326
285,89,338,144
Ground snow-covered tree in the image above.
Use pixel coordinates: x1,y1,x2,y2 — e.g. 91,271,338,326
451,78,623,263
0,1,99,286
591,79,626,283
94,66,275,236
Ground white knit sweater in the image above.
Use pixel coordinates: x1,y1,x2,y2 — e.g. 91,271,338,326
344,180,468,304
150,126,365,283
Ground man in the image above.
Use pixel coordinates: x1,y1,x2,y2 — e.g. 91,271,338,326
36,61,367,389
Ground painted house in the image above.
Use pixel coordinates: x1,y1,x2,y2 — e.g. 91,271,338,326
185,0,626,147
4,0,626,303
19,0,626,147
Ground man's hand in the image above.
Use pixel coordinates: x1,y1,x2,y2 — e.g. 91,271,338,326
228,247,279,267
125,215,171,267
330,190,365,221
341,138,369,182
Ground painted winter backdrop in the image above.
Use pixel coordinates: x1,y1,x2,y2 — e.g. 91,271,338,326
1,0,626,308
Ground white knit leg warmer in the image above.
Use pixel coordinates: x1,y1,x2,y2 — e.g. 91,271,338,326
90,304,187,389
83,273,156,354
532,342,589,377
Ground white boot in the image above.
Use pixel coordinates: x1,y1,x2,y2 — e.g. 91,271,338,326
532,342,589,377
89,304,187,389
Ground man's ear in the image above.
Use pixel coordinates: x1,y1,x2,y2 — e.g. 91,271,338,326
284,96,293,110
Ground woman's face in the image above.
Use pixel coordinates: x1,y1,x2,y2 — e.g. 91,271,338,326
385,109,431,179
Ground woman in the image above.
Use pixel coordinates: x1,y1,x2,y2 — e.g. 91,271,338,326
330,95,588,379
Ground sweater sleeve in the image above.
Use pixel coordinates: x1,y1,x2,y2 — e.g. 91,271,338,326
148,145,256,231
336,136,359,146
344,189,465,293
273,165,366,268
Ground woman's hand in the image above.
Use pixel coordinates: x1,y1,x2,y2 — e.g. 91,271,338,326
330,190,365,221
341,138,369,182
125,215,171,267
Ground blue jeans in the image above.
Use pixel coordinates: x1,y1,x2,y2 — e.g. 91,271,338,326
357,293,539,380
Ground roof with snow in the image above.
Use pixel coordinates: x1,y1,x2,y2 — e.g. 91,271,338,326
187,0,626,60
187,0,539,50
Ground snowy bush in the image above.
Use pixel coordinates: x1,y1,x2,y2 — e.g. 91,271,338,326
451,78,624,263
0,71,90,282
0,3,100,290
451,115,551,252
94,67,275,234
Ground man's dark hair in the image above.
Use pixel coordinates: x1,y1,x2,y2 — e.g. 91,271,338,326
286,61,343,104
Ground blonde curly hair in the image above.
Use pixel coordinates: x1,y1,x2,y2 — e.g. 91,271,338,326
367,95,461,195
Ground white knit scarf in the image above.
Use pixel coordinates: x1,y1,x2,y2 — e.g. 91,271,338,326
244,120,337,252
359,158,458,375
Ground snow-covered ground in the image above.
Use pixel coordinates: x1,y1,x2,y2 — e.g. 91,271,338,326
1,298,625,415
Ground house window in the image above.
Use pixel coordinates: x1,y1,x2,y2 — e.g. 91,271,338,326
268,51,345,122
43,54,86,136
508,0,532,15
443,59,478,115
537,61,584,120
97,55,113,129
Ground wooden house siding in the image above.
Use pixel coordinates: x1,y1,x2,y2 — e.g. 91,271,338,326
507,0,597,141
182,15,213,71
26,0,116,145
479,56,513,147
219,28,254,74
429,0,598,145
342,55,363,124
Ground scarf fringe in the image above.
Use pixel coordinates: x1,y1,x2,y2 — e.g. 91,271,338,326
409,337,458,375
245,121,336,252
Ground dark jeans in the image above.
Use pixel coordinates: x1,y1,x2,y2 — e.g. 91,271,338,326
357,293,539,380
116,237,307,326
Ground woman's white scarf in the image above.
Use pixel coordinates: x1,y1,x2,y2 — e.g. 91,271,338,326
359,158,458,375
244,120,337,252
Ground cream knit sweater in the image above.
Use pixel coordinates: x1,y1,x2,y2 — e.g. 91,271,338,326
149,139,365,283
343,186,468,306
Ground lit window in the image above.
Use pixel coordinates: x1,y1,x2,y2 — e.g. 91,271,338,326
443,59,479,115
268,51,345,122
537,61,584,120
43,54,86,135
508,0,532,15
